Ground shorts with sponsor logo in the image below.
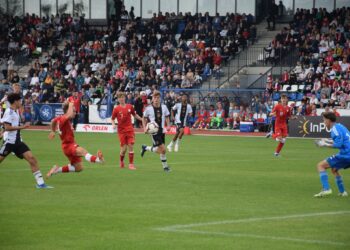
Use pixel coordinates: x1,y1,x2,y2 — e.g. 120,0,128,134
0,141,30,159
62,143,82,165
118,131,135,146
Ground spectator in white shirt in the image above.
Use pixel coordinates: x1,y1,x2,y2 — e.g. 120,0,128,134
312,78,321,94
340,58,349,73
309,94,319,106
30,73,40,86
90,59,100,72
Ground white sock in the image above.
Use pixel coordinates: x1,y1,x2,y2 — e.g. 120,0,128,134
160,154,168,168
168,141,174,147
57,164,76,173
85,153,101,163
33,170,44,185
85,153,92,161
175,139,180,145
146,146,158,153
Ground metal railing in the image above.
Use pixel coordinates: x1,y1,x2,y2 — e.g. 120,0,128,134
160,88,266,107
210,45,299,90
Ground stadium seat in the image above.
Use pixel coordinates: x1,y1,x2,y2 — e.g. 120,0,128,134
290,85,298,92
282,85,290,92
272,92,280,101
289,92,297,101
297,92,304,101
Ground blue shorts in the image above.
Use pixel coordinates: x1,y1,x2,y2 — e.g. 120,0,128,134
326,154,350,170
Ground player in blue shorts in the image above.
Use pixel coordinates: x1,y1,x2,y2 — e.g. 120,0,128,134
314,112,349,197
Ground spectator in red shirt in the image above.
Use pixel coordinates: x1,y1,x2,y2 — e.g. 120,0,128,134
281,70,289,83
333,108,340,117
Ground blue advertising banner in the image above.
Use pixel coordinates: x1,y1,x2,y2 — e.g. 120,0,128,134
34,103,64,122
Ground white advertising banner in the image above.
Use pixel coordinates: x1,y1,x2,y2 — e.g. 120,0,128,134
89,104,111,124
76,124,115,133
316,108,350,116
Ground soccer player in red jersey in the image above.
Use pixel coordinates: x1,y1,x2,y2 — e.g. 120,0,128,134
46,102,104,177
67,91,81,130
270,94,293,156
111,92,142,170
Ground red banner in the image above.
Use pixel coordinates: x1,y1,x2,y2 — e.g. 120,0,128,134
165,126,191,135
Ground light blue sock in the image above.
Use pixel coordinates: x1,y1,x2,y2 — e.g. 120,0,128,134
319,171,330,190
335,176,345,193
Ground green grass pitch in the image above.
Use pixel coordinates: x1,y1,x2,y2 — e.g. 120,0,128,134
0,131,349,250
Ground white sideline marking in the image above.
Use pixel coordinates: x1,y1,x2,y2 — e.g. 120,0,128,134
154,211,350,246
166,229,346,246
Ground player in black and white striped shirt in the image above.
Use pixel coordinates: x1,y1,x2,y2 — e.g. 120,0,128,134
0,93,52,189
141,91,171,172
167,95,192,152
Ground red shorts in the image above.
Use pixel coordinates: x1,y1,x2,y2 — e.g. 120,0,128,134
273,126,288,138
62,143,82,165
118,132,135,146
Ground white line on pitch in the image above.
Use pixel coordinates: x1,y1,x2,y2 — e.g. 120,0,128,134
154,211,350,246
156,211,350,230
166,229,346,246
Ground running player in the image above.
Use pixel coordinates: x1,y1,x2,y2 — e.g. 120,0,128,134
314,112,349,197
270,94,292,156
0,83,22,138
111,92,143,170
167,95,192,152
46,102,104,177
0,93,52,188
141,91,171,172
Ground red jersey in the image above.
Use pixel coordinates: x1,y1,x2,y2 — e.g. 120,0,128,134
272,104,291,127
68,95,81,113
197,110,208,120
53,115,76,146
111,104,136,133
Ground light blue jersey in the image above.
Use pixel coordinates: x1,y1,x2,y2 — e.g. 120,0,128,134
327,123,350,170
330,123,350,155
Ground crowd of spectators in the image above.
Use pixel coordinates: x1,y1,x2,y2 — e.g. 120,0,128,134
3,5,350,130
0,7,257,110
267,6,350,116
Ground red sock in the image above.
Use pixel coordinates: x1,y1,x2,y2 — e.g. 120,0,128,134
90,155,97,163
120,154,125,162
62,166,69,172
129,152,134,164
276,142,284,153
